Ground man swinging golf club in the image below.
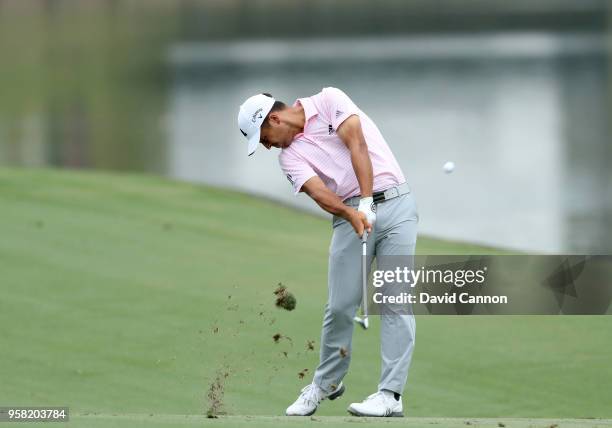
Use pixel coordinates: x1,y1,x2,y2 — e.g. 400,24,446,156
237,87,418,417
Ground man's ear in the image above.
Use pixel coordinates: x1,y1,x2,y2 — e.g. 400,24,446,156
268,112,281,126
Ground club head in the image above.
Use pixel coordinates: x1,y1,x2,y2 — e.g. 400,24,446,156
353,315,369,330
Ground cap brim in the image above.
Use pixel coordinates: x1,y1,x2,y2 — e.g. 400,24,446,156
247,130,260,156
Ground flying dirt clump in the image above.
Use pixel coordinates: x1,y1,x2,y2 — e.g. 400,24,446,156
205,367,230,418
272,333,293,345
274,283,297,311
298,368,309,379
306,340,315,351
339,347,349,358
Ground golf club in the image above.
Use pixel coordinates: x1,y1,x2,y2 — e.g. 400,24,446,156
353,230,369,329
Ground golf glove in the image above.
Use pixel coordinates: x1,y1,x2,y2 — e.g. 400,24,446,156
357,196,376,227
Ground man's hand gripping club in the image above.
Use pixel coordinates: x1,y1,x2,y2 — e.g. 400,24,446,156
302,176,375,237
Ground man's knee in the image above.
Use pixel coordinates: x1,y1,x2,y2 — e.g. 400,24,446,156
327,301,359,325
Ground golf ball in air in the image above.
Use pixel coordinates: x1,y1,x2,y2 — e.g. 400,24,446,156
443,161,455,174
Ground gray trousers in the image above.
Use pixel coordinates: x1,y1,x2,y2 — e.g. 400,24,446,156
313,192,418,396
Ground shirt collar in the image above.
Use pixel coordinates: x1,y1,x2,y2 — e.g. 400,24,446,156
295,97,318,123
290,97,318,141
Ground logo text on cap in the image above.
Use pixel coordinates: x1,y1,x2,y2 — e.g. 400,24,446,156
252,108,263,123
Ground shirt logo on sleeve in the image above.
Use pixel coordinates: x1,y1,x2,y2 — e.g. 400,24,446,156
328,124,335,135
286,174,295,185
335,110,343,118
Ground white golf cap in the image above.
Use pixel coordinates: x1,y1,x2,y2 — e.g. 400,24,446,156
237,94,275,156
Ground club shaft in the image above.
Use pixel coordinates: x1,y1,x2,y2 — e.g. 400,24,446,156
362,231,368,319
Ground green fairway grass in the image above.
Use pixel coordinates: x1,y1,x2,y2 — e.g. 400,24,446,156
1,167,611,428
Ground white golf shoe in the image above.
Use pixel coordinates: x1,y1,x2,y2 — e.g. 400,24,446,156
348,390,403,417
285,382,345,416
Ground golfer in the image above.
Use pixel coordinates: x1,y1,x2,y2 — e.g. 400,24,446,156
237,87,418,417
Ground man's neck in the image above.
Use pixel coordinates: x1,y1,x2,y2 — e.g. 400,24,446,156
285,104,306,138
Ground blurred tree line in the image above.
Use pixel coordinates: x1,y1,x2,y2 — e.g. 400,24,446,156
0,0,608,170
0,0,180,170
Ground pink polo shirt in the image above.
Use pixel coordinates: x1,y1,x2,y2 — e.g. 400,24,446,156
278,87,405,201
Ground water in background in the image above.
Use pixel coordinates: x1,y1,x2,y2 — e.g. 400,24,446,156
0,2,610,253
167,34,612,253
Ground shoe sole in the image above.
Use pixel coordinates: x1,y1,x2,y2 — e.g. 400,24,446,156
286,383,346,417
328,383,345,401
347,407,404,417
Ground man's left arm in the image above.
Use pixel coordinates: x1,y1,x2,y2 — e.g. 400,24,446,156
337,115,376,231
337,115,373,198
324,87,375,231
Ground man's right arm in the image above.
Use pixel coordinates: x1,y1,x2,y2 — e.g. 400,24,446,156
302,176,370,236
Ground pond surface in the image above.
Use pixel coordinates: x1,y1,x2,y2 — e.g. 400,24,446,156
166,34,612,253
2,29,610,253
